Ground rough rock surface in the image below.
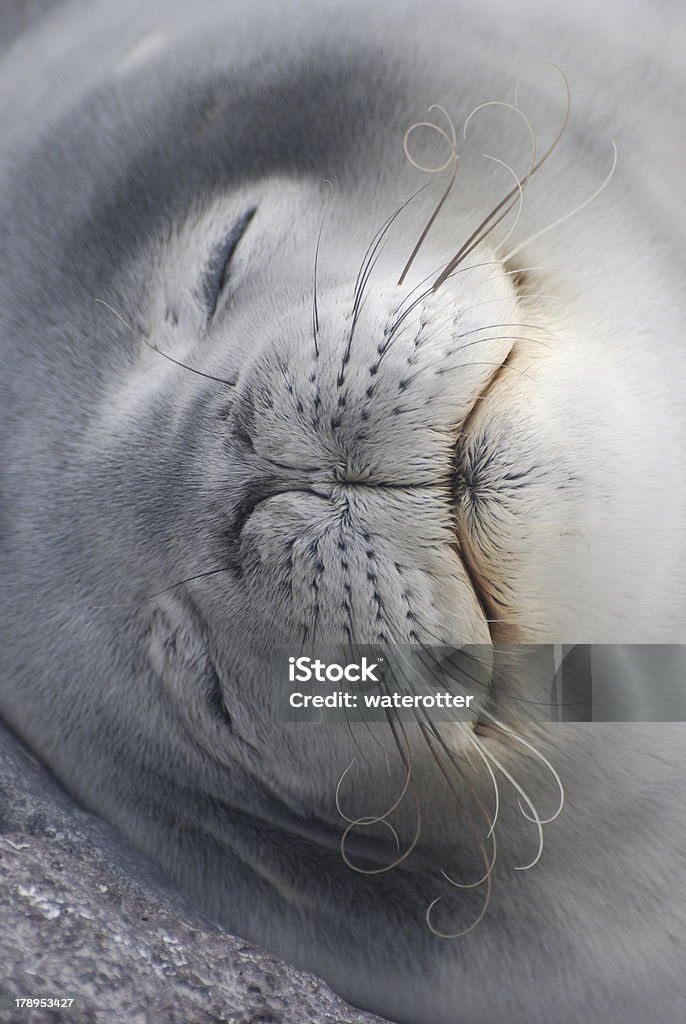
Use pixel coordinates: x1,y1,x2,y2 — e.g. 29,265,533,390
0,721,389,1024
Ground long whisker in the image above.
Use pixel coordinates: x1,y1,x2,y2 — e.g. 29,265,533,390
426,864,493,939
90,565,235,609
398,105,459,286
432,68,570,291
478,713,565,825
312,179,334,359
94,299,237,387
397,164,457,287
431,102,535,276
501,141,618,263
340,182,435,383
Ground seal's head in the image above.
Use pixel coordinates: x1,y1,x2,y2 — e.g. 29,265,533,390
79,132,681,828
2,4,686,1016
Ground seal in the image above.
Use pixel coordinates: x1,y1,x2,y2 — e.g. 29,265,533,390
1,1,685,1022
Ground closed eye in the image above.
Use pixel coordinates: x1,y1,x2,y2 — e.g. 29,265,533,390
202,206,257,321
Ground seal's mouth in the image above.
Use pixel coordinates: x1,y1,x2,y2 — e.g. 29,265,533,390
462,344,517,435
451,343,517,625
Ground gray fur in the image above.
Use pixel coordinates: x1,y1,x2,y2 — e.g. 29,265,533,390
1,1,685,1022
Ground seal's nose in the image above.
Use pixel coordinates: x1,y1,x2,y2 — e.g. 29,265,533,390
223,268,518,501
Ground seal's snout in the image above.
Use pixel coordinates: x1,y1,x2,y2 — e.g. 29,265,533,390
214,269,527,648
225,270,520,491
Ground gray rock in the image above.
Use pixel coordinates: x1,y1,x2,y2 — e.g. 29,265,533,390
0,721,389,1024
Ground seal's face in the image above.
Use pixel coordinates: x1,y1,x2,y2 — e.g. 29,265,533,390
2,6,683,769
110,168,682,683
80,158,682,826
143,183,519,651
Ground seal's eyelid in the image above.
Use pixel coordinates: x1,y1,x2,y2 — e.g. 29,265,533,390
202,205,257,320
